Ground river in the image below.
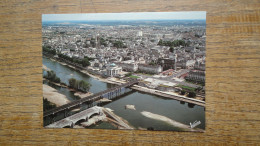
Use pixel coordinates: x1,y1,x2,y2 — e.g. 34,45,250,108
43,57,205,131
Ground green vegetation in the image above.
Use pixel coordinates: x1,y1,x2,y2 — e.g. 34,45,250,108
43,98,57,112
135,71,154,76
43,46,56,55
112,40,127,48
100,37,108,47
158,39,188,47
148,61,156,66
185,78,205,86
177,85,197,98
125,72,139,79
58,53,90,67
177,85,196,92
129,75,139,79
68,78,91,92
180,90,186,95
188,91,196,98
84,56,94,61
169,47,174,53
44,70,60,83
125,72,132,77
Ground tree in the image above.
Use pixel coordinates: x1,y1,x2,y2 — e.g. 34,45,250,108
149,62,156,66
157,39,163,46
43,46,56,55
78,80,91,92
58,53,90,67
43,98,56,111
82,58,90,67
69,78,77,89
44,70,60,83
157,39,187,47
113,40,125,48
100,37,108,47
125,72,132,77
180,90,186,95
68,78,91,92
188,91,196,98
169,47,174,53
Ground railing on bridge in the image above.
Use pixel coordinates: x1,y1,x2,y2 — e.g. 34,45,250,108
43,80,139,118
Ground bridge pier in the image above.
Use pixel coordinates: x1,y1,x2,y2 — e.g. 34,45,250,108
51,114,56,124
71,123,74,128
64,108,71,118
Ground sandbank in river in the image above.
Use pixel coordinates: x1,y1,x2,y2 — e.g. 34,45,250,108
141,111,204,132
43,84,69,106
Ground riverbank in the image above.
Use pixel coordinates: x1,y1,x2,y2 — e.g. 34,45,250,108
46,56,120,85
102,107,134,130
43,84,69,106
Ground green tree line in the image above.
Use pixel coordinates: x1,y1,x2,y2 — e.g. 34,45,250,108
112,40,127,48
43,46,56,55
58,53,91,67
158,39,188,48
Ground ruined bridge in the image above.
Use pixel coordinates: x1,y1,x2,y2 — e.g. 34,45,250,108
44,80,139,118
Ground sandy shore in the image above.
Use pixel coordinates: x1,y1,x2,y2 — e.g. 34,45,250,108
141,111,204,132
43,84,69,106
74,92,93,98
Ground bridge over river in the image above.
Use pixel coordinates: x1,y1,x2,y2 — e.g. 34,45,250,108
46,106,134,129
44,80,138,126
46,106,102,128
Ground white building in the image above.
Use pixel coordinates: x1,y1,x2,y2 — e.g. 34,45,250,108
116,60,138,72
187,71,205,82
106,63,122,77
137,31,143,37
138,64,162,74
186,60,196,68
194,61,205,71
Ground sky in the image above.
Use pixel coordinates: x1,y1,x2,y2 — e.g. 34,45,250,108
42,12,206,22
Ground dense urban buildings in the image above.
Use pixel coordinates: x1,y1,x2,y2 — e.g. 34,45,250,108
42,20,206,79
